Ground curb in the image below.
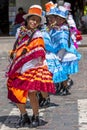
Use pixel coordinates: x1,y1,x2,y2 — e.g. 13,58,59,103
0,36,87,47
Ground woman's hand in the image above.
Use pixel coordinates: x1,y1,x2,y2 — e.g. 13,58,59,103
21,48,27,55
10,52,14,59
9,50,15,60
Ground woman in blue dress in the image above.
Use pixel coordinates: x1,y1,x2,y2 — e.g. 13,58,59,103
41,4,81,95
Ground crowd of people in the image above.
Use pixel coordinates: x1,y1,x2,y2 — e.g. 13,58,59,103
5,1,82,128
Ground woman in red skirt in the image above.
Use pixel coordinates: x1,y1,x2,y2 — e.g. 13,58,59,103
6,5,55,128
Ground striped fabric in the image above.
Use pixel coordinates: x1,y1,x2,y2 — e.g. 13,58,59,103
7,29,55,103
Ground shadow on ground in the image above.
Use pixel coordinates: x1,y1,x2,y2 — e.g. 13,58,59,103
0,115,48,128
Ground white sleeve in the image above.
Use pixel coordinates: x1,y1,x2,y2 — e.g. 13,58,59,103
15,27,21,39
32,30,43,39
67,14,76,27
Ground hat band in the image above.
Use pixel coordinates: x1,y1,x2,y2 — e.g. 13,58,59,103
47,8,58,15
45,3,54,12
28,7,42,16
57,10,68,18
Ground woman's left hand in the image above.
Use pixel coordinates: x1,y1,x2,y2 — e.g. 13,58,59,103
21,48,27,55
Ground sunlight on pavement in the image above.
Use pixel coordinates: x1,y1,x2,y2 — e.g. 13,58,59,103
78,99,87,130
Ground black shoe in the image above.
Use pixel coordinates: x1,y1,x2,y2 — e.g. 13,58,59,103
39,97,50,107
31,115,39,127
39,98,45,107
55,83,63,94
43,97,50,107
16,113,31,128
60,87,71,96
37,92,50,108
37,92,44,106
67,78,73,89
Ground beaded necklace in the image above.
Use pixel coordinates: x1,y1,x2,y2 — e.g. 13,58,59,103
18,25,37,43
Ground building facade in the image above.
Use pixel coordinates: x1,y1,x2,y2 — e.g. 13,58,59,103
0,0,85,36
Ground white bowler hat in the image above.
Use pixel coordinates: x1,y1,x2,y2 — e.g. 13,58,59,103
64,2,72,11
23,5,45,23
57,6,68,19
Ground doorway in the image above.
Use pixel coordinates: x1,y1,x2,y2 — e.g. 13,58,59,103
0,0,9,36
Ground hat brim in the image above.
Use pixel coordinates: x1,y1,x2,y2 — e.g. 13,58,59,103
23,14,46,24
64,8,72,11
46,13,67,19
46,12,58,16
57,14,67,19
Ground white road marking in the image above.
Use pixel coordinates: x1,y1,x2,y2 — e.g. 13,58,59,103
78,99,87,130
1,99,87,130
0,106,55,130
0,107,45,130
0,108,19,130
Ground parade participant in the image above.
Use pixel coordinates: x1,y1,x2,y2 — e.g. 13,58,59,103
63,2,77,88
36,2,57,107
63,2,76,27
6,5,55,128
63,2,82,89
56,6,81,95
42,3,69,95
63,2,82,49
42,4,81,95
36,1,57,107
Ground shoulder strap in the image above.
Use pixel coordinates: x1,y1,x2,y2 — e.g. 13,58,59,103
26,30,37,46
12,38,18,51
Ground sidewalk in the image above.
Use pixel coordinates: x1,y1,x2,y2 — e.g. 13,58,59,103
79,35,87,47
0,36,15,54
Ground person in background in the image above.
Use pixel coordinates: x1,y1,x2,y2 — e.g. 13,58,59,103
6,5,55,128
63,2,82,89
73,2,82,29
64,2,82,48
81,2,87,33
11,7,26,36
63,2,76,28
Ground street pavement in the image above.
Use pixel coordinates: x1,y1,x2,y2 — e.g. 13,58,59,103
0,36,87,130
